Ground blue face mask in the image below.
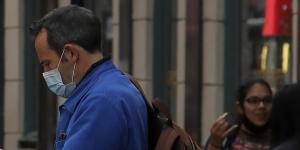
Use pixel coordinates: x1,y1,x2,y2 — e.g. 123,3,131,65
42,49,76,98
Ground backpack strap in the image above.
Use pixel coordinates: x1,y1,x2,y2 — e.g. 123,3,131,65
152,99,172,124
127,75,173,124
155,127,180,150
127,74,202,150
127,75,151,107
126,74,163,150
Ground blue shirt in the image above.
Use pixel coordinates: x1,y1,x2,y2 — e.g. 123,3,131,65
55,60,148,150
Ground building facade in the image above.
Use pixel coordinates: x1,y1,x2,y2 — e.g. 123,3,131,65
0,0,299,149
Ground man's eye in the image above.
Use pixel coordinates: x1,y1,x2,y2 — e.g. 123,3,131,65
45,61,52,67
41,62,52,72
43,63,49,68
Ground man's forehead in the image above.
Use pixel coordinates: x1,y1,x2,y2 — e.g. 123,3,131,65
34,30,59,62
35,29,48,48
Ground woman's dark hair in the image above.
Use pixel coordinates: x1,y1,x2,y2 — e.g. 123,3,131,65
237,78,272,104
30,5,102,55
271,84,300,148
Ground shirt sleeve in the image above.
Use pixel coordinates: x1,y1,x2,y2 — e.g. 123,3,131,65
63,94,128,150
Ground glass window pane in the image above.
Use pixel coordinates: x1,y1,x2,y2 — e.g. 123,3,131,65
241,0,292,90
83,0,112,57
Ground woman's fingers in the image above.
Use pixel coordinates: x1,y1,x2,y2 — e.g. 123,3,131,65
223,124,239,137
211,113,232,139
216,112,228,122
218,121,230,134
212,113,227,131
209,113,231,148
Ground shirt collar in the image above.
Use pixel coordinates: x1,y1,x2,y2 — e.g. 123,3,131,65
62,57,115,114
78,55,111,85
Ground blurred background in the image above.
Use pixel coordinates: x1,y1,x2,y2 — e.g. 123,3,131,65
0,0,298,149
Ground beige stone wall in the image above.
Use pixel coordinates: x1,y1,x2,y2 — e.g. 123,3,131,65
201,0,225,143
131,0,154,100
174,0,186,128
113,0,154,100
112,0,224,143
58,0,71,7
3,0,70,149
292,0,298,82
112,0,120,66
112,0,188,127
4,0,24,149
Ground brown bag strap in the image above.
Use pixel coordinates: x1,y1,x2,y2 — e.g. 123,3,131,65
155,127,180,150
127,75,146,98
152,99,172,122
127,74,171,118
127,74,202,150
126,74,159,150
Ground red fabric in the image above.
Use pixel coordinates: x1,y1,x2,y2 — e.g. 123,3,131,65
263,0,292,37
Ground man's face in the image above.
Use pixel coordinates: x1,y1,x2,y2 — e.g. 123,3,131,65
35,28,73,83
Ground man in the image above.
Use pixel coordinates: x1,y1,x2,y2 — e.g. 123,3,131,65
30,5,148,150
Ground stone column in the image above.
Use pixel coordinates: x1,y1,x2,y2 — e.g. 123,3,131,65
131,0,153,99
174,0,186,128
4,0,24,149
292,0,299,82
201,0,225,143
112,0,120,66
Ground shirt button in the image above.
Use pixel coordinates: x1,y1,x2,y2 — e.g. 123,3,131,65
59,133,67,141
60,105,66,111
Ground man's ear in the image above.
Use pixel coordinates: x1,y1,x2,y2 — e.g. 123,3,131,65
236,101,243,115
63,44,79,63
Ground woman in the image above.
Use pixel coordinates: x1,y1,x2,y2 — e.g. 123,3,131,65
205,79,273,150
271,84,300,150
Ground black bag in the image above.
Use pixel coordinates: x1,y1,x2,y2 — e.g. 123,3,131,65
128,76,202,150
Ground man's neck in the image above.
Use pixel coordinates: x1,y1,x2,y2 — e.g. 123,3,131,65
76,51,103,84
88,52,104,66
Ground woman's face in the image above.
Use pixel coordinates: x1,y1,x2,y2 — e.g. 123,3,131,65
241,83,272,127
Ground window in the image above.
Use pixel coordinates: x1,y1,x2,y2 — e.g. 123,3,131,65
225,0,293,111
77,0,112,57
241,0,292,90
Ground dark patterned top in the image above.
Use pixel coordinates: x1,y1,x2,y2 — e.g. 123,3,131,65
230,126,271,150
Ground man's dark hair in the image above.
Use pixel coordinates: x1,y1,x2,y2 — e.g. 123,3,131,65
30,5,102,55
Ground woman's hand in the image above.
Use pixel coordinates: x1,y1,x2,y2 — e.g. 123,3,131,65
209,113,238,149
